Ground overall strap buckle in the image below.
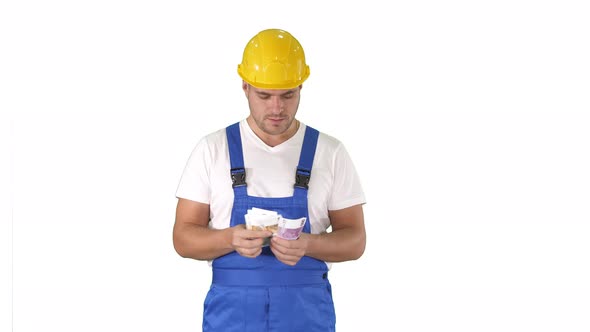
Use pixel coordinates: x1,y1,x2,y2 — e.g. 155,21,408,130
230,167,246,188
294,168,311,189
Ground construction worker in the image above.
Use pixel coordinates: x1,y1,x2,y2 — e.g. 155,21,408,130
173,28,366,331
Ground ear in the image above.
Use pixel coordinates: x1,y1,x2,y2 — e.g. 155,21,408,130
242,81,249,96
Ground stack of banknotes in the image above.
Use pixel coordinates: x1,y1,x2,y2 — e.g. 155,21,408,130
245,207,306,240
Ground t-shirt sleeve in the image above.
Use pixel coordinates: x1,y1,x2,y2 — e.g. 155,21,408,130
175,137,211,204
328,143,366,211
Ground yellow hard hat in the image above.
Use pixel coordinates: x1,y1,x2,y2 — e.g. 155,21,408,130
238,29,310,90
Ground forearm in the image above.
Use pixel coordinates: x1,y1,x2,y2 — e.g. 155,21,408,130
304,227,366,263
173,223,233,261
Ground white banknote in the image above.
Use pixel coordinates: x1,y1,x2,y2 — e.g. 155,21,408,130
244,208,307,240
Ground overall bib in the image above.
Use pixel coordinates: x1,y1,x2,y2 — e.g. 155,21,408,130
202,122,335,332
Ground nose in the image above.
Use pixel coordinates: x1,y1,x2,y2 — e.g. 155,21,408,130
269,96,284,114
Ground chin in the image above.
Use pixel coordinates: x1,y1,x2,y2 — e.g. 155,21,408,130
264,128,288,136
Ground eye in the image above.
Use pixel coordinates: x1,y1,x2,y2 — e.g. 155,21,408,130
282,93,294,99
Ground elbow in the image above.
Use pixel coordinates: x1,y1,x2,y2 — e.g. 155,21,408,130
174,245,189,259
173,232,191,258
350,233,366,261
354,242,366,261
353,246,365,261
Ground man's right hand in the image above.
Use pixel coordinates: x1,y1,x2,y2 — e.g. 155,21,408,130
230,224,273,258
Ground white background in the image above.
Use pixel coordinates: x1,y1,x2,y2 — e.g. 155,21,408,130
2,1,589,331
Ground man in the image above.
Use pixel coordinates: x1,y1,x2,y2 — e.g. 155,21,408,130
173,28,366,332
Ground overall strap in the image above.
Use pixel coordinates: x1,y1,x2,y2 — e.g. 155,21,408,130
294,126,320,198
226,122,247,197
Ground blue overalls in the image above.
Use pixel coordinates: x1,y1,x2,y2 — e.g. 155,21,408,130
202,122,335,332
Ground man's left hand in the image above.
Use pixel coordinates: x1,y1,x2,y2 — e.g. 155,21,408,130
269,233,310,266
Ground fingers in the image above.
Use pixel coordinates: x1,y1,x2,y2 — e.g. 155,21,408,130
269,245,299,266
234,225,273,239
270,237,299,254
245,229,273,239
231,225,272,258
238,246,263,258
270,235,303,249
234,237,266,258
270,237,306,266
233,236,266,249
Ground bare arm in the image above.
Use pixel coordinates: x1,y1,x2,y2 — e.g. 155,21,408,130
270,204,366,265
173,198,272,260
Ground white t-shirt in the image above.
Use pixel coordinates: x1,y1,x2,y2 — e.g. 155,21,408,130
176,119,366,236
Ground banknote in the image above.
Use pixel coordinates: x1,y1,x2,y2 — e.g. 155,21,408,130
245,208,307,241
276,217,306,240
245,208,279,233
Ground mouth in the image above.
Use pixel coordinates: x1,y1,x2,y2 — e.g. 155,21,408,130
266,117,286,125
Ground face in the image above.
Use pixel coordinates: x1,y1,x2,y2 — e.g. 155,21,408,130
243,82,302,138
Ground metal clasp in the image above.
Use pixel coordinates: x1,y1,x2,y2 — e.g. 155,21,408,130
294,168,311,189
230,168,246,188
